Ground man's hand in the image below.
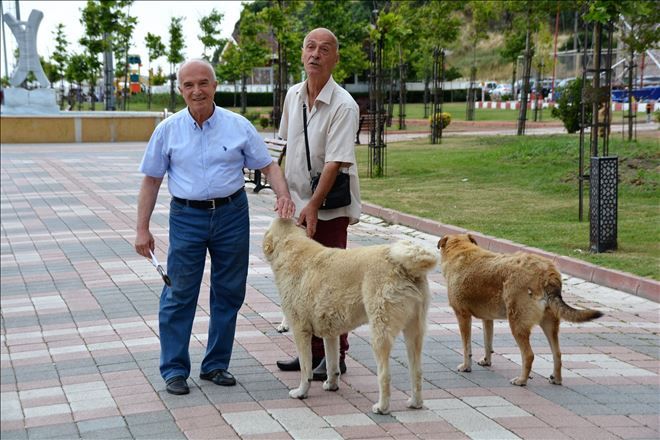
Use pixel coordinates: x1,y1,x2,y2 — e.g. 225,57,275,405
274,196,296,219
135,229,155,258
297,204,319,238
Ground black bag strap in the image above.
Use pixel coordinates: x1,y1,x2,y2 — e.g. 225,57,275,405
302,103,313,180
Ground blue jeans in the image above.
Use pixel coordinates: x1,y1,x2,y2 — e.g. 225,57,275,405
159,190,249,382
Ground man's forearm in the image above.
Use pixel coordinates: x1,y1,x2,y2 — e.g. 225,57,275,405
137,176,163,231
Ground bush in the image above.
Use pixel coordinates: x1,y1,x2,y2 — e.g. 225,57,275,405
429,112,451,129
259,117,270,129
551,77,592,133
654,109,660,123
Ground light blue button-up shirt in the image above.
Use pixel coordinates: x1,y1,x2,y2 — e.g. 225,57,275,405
139,106,272,200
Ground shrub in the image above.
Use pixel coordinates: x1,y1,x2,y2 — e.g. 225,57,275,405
551,77,592,133
259,117,270,129
244,111,261,122
654,109,660,123
429,112,452,129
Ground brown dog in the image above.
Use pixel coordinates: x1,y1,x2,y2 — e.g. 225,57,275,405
438,234,602,386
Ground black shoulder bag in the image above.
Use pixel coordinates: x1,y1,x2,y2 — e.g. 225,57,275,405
303,103,351,210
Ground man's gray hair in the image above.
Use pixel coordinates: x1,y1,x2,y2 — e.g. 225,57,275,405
303,28,339,53
177,59,217,83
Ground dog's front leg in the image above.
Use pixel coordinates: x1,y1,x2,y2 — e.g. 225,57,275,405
478,319,494,367
276,315,289,333
289,329,312,399
322,337,340,392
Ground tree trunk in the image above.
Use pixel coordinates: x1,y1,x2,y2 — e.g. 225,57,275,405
241,74,247,115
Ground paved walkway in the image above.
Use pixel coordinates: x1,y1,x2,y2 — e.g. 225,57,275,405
1,142,658,440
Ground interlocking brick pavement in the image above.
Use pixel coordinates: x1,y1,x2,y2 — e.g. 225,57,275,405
1,142,658,440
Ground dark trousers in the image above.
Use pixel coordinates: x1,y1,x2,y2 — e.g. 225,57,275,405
311,217,350,360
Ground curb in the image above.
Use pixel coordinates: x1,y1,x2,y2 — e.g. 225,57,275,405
362,202,660,303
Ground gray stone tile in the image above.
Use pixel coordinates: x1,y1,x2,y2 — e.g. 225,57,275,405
124,411,174,427
127,421,183,437
77,416,126,433
27,423,79,439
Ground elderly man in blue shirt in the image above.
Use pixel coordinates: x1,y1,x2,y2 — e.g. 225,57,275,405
135,59,295,395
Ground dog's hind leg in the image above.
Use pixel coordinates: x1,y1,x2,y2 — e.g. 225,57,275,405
478,319,494,367
454,310,473,372
403,317,425,409
322,337,340,392
508,321,534,386
370,325,395,415
289,328,313,399
540,314,562,385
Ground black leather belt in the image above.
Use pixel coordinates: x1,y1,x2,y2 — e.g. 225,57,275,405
172,188,244,210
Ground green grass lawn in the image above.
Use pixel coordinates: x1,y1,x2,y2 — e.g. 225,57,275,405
356,133,660,280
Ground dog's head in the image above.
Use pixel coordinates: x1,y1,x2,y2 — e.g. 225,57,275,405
438,234,478,256
263,218,305,260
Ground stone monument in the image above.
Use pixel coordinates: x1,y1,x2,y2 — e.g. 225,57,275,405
1,9,59,114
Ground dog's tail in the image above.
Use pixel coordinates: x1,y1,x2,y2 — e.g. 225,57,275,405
389,241,439,277
545,272,603,322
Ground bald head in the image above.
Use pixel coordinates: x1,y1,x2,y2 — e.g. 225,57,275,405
303,28,339,54
177,59,216,83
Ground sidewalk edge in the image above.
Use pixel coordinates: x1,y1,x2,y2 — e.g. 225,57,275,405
362,203,660,303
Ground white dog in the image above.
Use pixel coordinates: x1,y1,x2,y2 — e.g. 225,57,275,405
263,218,438,414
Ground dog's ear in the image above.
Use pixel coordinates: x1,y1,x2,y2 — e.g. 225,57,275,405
438,236,448,249
467,234,477,245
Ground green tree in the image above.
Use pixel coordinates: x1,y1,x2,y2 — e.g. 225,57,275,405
216,42,242,107
551,77,592,133
52,23,69,109
79,0,137,110
617,0,659,140
199,8,227,64
258,0,304,128
152,66,167,86
233,8,268,114
167,16,186,112
65,53,90,110
145,32,166,110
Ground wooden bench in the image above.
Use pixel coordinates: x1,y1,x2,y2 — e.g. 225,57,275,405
355,112,390,144
244,138,287,193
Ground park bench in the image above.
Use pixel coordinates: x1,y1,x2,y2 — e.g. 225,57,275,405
244,138,287,193
355,112,390,144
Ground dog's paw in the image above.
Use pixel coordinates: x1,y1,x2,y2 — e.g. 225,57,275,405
477,358,491,367
406,397,423,409
510,377,528,386
548,375,562,385
276,321,289,333
289,388,308,399
457,363,472,372
322,380,339,392
372,403,390,415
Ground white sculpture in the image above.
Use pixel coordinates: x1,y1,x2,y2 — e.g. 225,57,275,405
2,9,58,114
4,10,49,87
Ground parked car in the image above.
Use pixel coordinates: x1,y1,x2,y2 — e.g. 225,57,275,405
488,83,512,100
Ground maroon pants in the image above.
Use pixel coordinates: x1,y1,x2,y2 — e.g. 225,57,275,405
311,217,350,361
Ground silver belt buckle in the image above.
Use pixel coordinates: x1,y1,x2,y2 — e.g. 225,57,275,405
210,199,216,209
